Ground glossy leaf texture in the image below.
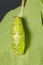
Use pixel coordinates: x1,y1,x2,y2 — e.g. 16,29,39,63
0,0,43,65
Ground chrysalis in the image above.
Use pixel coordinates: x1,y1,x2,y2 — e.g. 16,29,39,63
11,17,25,55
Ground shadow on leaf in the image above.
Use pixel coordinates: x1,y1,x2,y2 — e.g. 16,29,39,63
22,18,31,54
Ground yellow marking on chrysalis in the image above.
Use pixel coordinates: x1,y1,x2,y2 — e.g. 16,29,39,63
14,46,16,49
18,46,21,49
17,32,20,34
12,32,16,35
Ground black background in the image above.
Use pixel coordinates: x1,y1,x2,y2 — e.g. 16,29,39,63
0,0,21,22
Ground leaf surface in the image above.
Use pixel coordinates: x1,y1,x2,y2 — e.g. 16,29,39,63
0,0,43,65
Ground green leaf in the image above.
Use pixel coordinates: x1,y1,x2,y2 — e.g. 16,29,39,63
0,0,43,65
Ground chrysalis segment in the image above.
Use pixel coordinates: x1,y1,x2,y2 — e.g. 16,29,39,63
11,17,25,55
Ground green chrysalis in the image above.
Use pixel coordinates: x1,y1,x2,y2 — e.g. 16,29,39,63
11,17,25,55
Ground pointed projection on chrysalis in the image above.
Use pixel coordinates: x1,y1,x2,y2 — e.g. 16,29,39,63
11,17,25,55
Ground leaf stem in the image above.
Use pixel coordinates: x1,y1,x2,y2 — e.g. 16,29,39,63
19,0,26,17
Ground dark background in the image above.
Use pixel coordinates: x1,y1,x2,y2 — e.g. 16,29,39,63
0,0,21,22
